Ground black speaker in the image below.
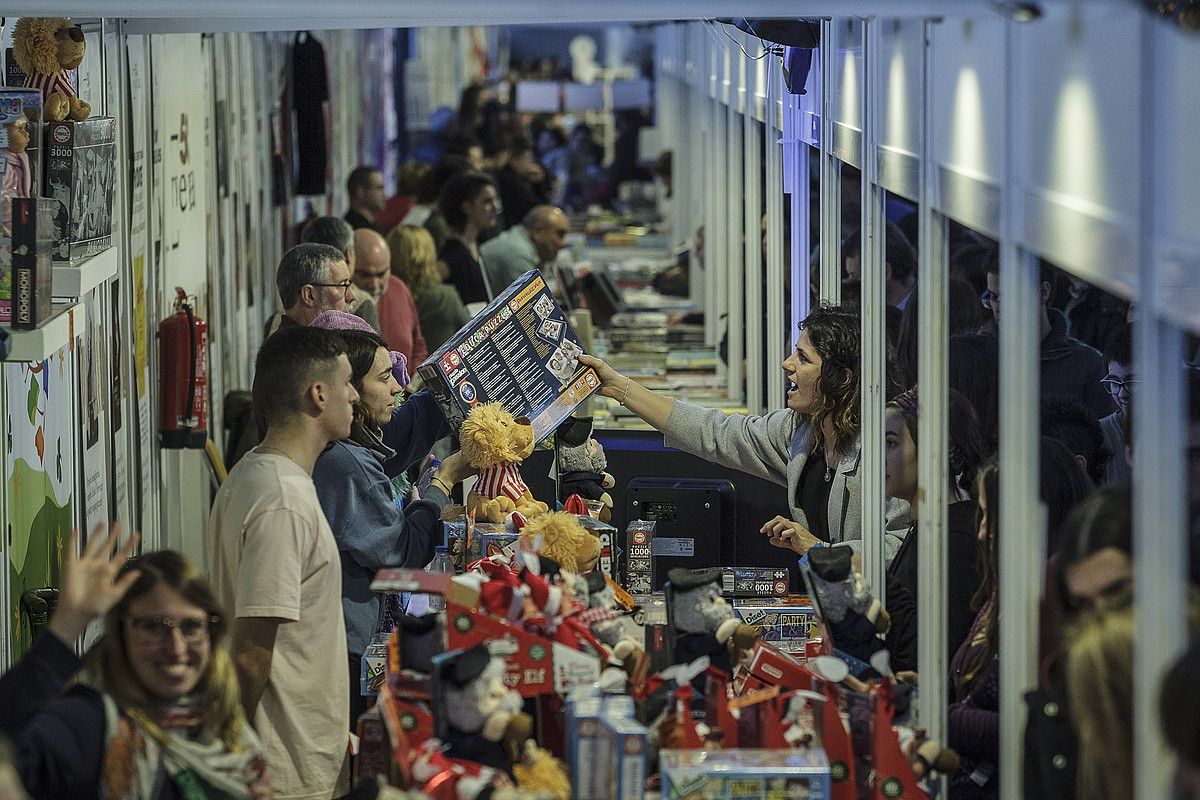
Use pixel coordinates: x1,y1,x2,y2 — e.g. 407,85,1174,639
726,18,820,48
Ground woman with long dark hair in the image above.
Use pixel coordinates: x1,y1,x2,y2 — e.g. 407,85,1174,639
580,304,910,559
437,171,499,308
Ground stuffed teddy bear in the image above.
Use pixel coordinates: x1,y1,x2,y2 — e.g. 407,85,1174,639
11,18,91,122
460,403,549,524
665,567,759,690
557,436,615,522
580,568,643,667
518,511,600,575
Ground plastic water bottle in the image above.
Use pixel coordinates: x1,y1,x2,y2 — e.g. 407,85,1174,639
427,545,450,612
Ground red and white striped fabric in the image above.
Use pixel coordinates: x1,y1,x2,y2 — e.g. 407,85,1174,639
25,70,77,100
474,463,529,502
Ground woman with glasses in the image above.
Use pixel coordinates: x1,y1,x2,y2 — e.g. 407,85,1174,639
0,524,273,799
1098,329,1133,484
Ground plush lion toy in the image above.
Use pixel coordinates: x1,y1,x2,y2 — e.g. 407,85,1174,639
11,18,91,122
520,512,600,575
460,402,549,524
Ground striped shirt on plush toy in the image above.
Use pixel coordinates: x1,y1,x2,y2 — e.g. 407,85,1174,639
25,70,77,102
474,463,529,502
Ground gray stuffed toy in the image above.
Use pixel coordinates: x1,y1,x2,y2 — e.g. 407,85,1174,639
557,436,614,520
666,567,759,689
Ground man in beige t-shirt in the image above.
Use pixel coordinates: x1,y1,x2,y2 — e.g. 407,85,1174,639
207,326,359,800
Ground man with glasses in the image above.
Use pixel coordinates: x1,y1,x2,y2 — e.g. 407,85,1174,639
1099,329,1133,484
980,254,1111,420
263,242,357,338
481,204,570,295
301,216,381,334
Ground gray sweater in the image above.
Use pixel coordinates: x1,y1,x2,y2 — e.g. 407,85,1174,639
663,400,910,562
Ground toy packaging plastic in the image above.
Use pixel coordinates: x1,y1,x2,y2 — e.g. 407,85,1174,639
659,747,831,800
417,269,599,442
43,117,115,261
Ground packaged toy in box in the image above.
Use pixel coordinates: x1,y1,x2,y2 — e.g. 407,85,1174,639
43,117,116,261
0,87,42,323
732,596,818,655
416,269,599,442
596,715,648,800
10,196,54,329
659,747,831,800
623,519,655,594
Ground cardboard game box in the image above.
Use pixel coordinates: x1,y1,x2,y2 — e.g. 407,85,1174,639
660,747,831,800
596,715,649,800
43,117,117,261
732,596,818,655
623,520,655,594
0,87,42,324
417,270,600,442
722,567,791,598
10,197,54,329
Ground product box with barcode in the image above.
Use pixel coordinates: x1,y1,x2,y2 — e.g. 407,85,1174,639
732,596,818,655
417,270,599,442
660,747,831,800
43,117,116,261
10,197,54,329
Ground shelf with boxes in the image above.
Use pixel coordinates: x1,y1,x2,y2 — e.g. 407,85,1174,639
3,301,84,362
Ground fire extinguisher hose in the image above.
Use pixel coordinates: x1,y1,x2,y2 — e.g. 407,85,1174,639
184,301,197,432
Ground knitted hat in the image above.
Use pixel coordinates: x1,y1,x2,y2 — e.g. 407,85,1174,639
310,310,411,386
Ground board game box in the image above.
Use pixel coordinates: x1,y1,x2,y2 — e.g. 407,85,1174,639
0,87,42,324
417,270,600,443
10,196,54,329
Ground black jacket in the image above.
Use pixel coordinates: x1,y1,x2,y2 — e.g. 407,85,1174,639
1023,659,1076,800
887,500,984,665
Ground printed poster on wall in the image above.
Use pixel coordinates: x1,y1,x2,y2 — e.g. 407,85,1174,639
78,289,109,535
4,349,78,660
126,35,154,541
153,34,208,310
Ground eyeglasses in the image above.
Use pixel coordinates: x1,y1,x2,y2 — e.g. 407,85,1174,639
980,289,1000,309
309,279,354,295
126,614,219,644
1100,375,1136,396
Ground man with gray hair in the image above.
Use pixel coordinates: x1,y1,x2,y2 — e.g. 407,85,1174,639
300,216,380,332
263,241,357,338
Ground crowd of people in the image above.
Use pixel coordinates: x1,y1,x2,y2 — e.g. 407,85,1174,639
0,72,1196,800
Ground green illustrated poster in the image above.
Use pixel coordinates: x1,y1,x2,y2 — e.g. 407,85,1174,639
5,349,76,659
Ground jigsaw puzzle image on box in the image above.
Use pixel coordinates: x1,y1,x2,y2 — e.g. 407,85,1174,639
417,270,600,443
43,117,116,261
732,597,818,655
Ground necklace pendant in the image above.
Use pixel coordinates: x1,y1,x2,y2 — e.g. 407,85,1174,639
825,466,833,482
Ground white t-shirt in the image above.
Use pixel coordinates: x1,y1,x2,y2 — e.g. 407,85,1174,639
206,449,349,800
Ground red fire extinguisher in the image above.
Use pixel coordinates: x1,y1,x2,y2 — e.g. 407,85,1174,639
159,287,208,449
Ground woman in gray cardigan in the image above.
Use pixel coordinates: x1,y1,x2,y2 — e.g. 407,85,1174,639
579,305,909,562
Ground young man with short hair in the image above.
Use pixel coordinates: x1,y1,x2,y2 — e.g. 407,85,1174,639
207,326,358,800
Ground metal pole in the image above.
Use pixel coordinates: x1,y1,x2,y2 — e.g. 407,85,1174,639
819,19,841,306
1133,11,1187,800
765,59,787,410
997,17,1040,800
725,39,745,404
914,18,949,786
745,65,764,414
859,16,886,603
